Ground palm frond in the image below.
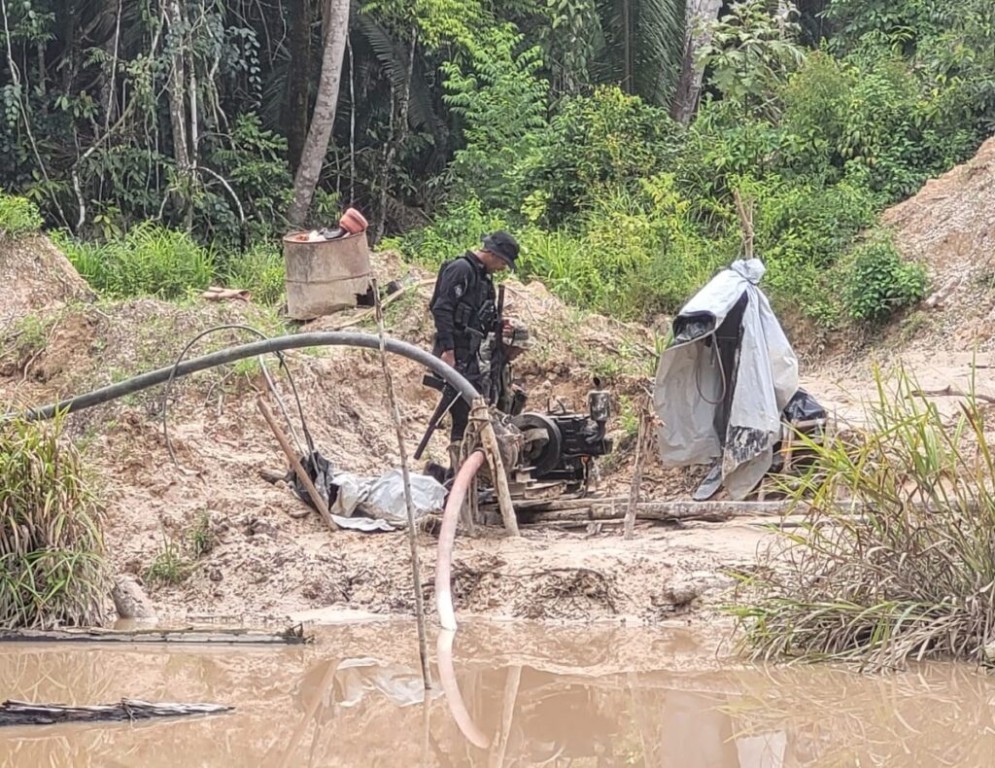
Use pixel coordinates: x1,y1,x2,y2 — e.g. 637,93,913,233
594,0,687,106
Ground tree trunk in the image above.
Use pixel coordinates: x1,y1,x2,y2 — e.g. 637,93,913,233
373,26,417,243
287,0,350,227
165,0,192,227
286,0,311,172
670,0,723,124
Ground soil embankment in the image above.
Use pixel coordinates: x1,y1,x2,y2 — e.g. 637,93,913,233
4,137,995,630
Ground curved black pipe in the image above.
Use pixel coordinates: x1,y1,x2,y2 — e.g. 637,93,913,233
12,332,479,422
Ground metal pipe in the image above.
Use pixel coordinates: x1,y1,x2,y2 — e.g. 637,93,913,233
435,450,486,631
10,332,479,422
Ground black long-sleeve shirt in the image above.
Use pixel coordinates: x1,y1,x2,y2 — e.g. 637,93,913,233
430,252,492,356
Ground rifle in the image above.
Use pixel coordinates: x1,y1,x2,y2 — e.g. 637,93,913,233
413,374,460,461
484,284,506,407
415,284,506,459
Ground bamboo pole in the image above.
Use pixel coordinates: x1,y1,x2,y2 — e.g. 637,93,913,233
373,278,431,690
257,398,340,531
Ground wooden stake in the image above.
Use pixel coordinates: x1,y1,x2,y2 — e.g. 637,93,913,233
733,188,755,261
372,278,432,690
257,398,339,531
624,412,648,540
474,399,520,536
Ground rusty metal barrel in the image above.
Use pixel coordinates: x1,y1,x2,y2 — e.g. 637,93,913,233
282,231,372,320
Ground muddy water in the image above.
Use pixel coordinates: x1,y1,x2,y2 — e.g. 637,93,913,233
0,621,993,767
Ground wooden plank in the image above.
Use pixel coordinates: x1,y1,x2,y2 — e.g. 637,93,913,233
0,625,313,645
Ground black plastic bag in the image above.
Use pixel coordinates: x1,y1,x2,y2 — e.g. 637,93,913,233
782,388,826,423
284,451,339,510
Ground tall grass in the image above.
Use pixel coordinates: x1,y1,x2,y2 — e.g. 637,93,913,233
59,223,214,299
54,224,287,305
732,365,995,668
0,411,108,628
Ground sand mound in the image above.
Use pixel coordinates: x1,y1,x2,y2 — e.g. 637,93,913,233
882,136,995,350
0,234,94,329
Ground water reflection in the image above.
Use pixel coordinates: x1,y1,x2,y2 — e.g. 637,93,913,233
0,623,991,766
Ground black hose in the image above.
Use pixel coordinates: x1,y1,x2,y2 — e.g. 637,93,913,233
158,324,312,470
11,332,479,422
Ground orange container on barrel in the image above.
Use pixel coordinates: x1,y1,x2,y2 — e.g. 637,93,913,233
339,207,368,235
282,228,372,320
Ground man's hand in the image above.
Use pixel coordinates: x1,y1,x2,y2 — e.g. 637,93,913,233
441,349,456,367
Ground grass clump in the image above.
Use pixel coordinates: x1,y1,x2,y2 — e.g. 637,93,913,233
0,411,108,628
54,225,288,307
144,536,190,587
144,511,217,587
732,365,995,669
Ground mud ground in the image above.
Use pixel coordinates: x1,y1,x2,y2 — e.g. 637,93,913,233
4,139,995,630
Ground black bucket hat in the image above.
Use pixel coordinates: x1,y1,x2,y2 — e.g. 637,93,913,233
482,230,520,270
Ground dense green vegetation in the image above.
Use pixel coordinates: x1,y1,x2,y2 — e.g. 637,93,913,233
2,0,994,324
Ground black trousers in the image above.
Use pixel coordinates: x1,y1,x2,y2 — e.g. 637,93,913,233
712,293,748,447
449,396,470,442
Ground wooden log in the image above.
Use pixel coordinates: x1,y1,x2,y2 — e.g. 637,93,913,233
524,499,797,524
0,698,232,726
624,413,648,540
0,625,312,645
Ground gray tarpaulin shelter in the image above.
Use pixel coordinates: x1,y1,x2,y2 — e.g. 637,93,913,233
653,259,799,500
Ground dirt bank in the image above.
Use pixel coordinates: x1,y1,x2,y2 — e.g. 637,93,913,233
5,139,995,635
3,241,758,629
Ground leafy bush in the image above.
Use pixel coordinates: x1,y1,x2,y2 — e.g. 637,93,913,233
389,197,510,269
697,0,806,113
732,366,995,668
60,223,214,299
222,245,286,306
521,86,683,226
442,25,549,210
0,411,107,628
0,191,43,237
779,52,858,179
844,236,927,322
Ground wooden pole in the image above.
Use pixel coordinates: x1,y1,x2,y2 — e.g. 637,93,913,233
474,399,520,536
624,412,648,540
373,278,432,690
257,398,339,531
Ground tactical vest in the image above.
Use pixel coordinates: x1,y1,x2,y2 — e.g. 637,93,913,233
430,253,496,356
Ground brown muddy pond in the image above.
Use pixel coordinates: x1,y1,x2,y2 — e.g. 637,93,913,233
0,620,992,766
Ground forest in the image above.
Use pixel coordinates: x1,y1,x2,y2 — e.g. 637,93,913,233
1,0,994,325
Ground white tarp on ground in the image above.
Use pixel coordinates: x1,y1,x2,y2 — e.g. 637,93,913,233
653,259,798,499
329,469,446,532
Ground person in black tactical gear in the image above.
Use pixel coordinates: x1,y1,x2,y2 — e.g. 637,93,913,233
429,230,520,472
